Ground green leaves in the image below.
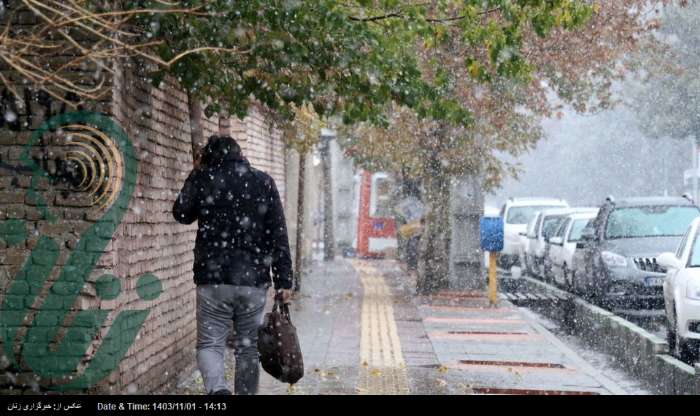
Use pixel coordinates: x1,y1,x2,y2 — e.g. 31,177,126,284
130,0,592,130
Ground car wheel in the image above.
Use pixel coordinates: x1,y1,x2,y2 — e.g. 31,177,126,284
589,285,607,308
587,274,601,304
589,267,609,308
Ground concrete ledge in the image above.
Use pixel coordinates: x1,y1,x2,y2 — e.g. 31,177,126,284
508,276,695,394
655,355,695,395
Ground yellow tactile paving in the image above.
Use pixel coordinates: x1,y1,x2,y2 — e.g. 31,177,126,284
352,260,410,395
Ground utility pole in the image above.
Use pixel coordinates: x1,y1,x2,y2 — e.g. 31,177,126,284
320,130,336,261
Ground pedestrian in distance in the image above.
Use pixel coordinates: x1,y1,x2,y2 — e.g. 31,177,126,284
173,134,294,395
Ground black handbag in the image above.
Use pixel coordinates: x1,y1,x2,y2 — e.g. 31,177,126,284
258,298,304,384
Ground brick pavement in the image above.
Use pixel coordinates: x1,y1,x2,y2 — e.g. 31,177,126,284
176,258,629,395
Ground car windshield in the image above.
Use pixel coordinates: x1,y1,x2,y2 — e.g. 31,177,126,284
569,219,592,242
506,205,564,224
542,216,565,238
605,206,700,239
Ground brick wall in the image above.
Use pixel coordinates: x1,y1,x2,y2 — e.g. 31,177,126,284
0,58,288,393
229,106,286,202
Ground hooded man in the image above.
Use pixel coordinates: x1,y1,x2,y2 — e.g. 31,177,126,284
173,135,293,395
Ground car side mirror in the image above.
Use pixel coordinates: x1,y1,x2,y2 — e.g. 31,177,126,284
657,252,682,270
550,236,563,245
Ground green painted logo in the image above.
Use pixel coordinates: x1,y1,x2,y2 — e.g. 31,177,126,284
0,112,161,390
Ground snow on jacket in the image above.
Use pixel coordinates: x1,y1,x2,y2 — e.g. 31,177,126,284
172,149,293,289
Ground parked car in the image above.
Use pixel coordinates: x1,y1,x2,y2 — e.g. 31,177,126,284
546,211,599,289
574,196,700,309
519,214,540,276
498,197,568,269
524,207,593,278
658,217,700,362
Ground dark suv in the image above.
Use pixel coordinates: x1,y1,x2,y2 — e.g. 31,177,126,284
574,196,700,309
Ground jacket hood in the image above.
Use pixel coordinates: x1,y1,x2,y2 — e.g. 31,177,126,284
201,135,247,167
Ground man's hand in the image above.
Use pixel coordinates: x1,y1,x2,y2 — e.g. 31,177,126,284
277,289,293,304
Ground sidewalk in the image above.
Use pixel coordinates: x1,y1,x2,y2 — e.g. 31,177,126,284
176,259,365,395
176,258,629,395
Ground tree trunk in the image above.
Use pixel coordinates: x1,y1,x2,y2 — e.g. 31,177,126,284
187,93,204,163
320,137,335,261
294,152,306,292
416,153,451,294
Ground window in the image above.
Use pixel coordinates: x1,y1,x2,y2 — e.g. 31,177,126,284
542,216,565,239
370,176,393,218
526,214,539,238
605,206,700,239
506,205,563,225
568,219,592,242
533,213,544,238
555,218,570,238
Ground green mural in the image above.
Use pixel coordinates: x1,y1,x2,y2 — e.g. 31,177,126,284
0,112,161,391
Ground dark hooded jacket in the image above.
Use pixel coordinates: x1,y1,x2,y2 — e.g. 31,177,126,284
172,137,293,289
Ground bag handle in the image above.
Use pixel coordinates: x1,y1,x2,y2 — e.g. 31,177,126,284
273,292,292,322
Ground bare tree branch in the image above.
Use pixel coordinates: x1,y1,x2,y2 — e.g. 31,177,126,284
0,0,251,108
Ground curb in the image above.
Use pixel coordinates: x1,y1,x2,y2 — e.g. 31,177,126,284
514,276,697,395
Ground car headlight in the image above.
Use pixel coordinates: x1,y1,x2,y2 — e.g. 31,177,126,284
686,280,700,300
601,251,627,267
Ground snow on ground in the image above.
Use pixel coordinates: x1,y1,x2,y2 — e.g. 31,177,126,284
526,308,653,395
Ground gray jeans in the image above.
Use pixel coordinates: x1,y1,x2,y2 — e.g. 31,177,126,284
196,284,267,395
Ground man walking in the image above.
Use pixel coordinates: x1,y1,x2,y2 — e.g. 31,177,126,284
173,135,293,395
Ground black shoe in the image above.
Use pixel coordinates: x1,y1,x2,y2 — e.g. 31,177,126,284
210,389,232,395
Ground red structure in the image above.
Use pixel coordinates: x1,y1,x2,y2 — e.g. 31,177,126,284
356,170,397,258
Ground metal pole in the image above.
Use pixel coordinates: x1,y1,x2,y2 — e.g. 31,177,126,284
294,153,306,292
488,252,498,306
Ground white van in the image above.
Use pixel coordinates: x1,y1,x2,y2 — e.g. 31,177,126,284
498,198,569,269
